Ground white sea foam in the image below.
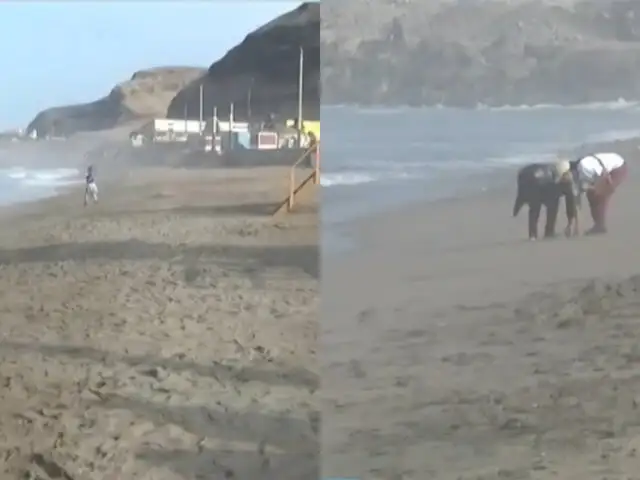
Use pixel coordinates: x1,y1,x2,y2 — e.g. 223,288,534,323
321,172,378,187
2,167,81,188
323,98,640,113
584,128,640,144
478,98,640,112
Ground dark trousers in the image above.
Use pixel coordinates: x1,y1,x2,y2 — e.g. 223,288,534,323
528,195,560,239
586,163,627,230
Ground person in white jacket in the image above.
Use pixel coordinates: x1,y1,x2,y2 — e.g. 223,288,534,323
84,165,98,207
570,152,628,235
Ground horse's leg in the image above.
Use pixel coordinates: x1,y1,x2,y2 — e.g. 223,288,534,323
544,195,560,238
528,200,541,240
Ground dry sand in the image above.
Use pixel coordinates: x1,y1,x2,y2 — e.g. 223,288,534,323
322,141,640,479
0,165,318,479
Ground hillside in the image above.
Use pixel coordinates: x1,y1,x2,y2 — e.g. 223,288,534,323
322,0,640,107
27,2,320,138
167,2,320,122
27,67,204,138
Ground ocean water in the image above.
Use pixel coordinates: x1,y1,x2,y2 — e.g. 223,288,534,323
321,102,640,250
0,165,82,206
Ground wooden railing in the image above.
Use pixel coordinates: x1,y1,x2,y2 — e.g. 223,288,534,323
288,143,320,210
273,143,320,215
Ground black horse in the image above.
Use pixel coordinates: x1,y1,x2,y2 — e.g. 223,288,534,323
513,161,580,240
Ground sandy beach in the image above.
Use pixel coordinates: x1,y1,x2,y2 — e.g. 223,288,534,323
322,140,640,479
0,164,319,479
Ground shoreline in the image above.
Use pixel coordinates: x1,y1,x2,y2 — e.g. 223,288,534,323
322,135,640,478
324,135,640,256
0,170,127,224
0,165,319,479
322,99,640,111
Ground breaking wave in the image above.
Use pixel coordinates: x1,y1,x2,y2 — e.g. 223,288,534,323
2,167,81,188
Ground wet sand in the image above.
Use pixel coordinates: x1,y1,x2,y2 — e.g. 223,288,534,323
0,166,319,479
322,141,640,479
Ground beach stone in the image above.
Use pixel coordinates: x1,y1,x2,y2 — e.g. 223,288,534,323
348,359,366,379
183,265,200,283
554,302,584,329
614,275,640,297
140,366,168,381
575,280,620,315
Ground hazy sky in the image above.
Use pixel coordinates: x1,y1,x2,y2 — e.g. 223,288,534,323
0,1,303,129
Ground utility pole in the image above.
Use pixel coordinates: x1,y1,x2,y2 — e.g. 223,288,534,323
199,83,204,135
247,77,254,121
229,102,235,150
297,46,304,148
183,102,187,138
212,105,218,153
177,102,187,141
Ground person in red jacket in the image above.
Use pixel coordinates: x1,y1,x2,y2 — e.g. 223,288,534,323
570,152,628,235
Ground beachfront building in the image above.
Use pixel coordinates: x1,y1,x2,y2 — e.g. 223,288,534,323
132,118,206,145
129,114,320,155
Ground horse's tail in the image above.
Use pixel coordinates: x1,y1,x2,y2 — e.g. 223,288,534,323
513,172,526,217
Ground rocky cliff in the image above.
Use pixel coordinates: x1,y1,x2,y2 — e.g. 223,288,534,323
28,2,319,137
167,2,320,122
27,67,204,138
322,0,640,107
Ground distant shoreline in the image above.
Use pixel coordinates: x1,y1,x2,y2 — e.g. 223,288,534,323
324,128,640,257
321,98,640,111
